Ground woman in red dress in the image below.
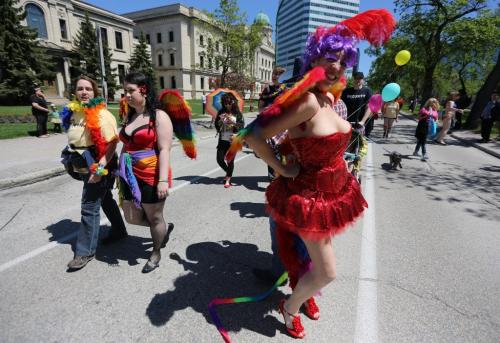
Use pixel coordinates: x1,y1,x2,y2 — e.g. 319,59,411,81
244,11,395,338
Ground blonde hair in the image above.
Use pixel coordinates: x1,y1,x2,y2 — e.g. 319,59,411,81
423,97,440,111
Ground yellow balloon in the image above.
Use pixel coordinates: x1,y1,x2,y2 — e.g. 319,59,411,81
395,50,411,66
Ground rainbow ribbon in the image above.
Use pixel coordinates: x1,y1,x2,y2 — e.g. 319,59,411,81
208,272,288,343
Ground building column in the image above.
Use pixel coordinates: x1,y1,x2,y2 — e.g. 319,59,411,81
63,57,71,98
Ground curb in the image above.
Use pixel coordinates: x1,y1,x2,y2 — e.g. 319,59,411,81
449,133,500,159
0,167,66,191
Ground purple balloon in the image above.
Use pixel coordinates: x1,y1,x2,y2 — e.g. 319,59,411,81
368,94,383,113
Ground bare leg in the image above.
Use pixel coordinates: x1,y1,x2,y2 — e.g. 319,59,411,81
122,200,149,227
282,237,336,327
142,201,167,264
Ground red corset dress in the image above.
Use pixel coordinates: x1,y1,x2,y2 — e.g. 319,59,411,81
119,122,159,185
266,131,367,240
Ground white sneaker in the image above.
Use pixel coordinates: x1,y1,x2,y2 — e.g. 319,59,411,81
413,151,420,157
422,154,429,161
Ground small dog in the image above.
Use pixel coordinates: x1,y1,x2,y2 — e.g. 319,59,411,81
389,151,403,170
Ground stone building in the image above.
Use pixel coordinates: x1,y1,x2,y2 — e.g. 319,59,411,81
17,0,135,102
124,4,275,100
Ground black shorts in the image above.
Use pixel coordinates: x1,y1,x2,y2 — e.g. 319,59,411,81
120,178,164,204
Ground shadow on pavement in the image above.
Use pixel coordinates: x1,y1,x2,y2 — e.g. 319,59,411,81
230,201,267,218
146,240,286,339
175,175,268,192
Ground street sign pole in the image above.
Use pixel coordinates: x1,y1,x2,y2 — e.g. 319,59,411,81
96,25,108,102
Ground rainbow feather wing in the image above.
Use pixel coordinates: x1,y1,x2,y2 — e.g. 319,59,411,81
159,90,197,159
225,67,327,162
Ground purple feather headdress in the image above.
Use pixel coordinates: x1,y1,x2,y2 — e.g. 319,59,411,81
301,25,358,75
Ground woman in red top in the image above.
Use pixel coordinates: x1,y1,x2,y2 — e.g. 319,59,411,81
119,72,173,273
243,10,394,338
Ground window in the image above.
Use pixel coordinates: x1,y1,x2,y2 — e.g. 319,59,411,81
115,31,123,50
118,64,125,84
171,76,176,89
215,59,219,70
59,19,67,40
208,57,212,69
160,76,165,89
200,55,204,68
216,41,219,52
169,31,174,42
157,32,162,43
146,34,150,44
208,38,212,49
200,35,204,46
100,27,108,46
170,53,175,66
26,4,47,39
158,54,163,67
200,77,205,90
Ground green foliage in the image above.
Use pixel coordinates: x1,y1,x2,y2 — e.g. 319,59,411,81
203,0,264,87
0,0,54,104
70,13,117,99
129,32,156,89
369,0,491,105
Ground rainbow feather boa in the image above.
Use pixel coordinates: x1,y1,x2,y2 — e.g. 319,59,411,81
224,66,327,162
159,90,197,159
60,97,108,160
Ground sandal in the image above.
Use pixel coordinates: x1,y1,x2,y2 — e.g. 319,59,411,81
303,297,320,320
278,299,305,339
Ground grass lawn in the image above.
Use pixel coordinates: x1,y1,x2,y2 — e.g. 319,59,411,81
0,102,209,139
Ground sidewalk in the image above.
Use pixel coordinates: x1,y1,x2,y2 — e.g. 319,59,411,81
0,116,217,191
400,111,500,159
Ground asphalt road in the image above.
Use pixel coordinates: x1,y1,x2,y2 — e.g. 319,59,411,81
0,117,499,343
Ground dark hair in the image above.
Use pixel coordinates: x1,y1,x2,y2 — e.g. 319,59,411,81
75,75,100,96
220,93,241,115
124,71,159,122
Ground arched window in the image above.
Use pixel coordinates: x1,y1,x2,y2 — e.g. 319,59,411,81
26,4,48,39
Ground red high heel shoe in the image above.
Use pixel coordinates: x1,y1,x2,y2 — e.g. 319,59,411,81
278,299,305,339
223,177,232,188
303,297,320,320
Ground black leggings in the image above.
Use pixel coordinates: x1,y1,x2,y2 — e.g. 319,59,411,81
415,137,427,155
34,114,48,136
216,140,234,177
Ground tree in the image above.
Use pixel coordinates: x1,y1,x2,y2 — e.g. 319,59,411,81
394,0,488,104
466,51,500,128
0,0,54,104
71,13,117,99
129,32,156,87
203,0,264,87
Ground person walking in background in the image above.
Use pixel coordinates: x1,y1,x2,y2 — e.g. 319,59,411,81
342,71,373,137
382,99,400,138
49,103,62,133
30,85,50,138
215,93,244,188
434,91,462,145
118,72,174,273
201,91,206,115
258,67,286,111
414,98,439,161
479,92,499,143
454,88,471,130
62,76,128,271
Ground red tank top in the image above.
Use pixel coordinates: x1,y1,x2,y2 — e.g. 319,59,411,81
119,121,157,151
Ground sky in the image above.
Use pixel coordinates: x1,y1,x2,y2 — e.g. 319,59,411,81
84,0,496,76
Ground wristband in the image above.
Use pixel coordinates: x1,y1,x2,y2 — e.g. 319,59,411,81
158,180,169,183
90,163,108,176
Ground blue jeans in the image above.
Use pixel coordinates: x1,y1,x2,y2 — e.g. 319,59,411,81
75,174,126,256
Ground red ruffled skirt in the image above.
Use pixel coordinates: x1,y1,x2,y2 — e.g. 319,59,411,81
266,159,367,241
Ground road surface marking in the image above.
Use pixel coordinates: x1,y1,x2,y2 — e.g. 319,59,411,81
354,142,378,343
0,154,252,273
